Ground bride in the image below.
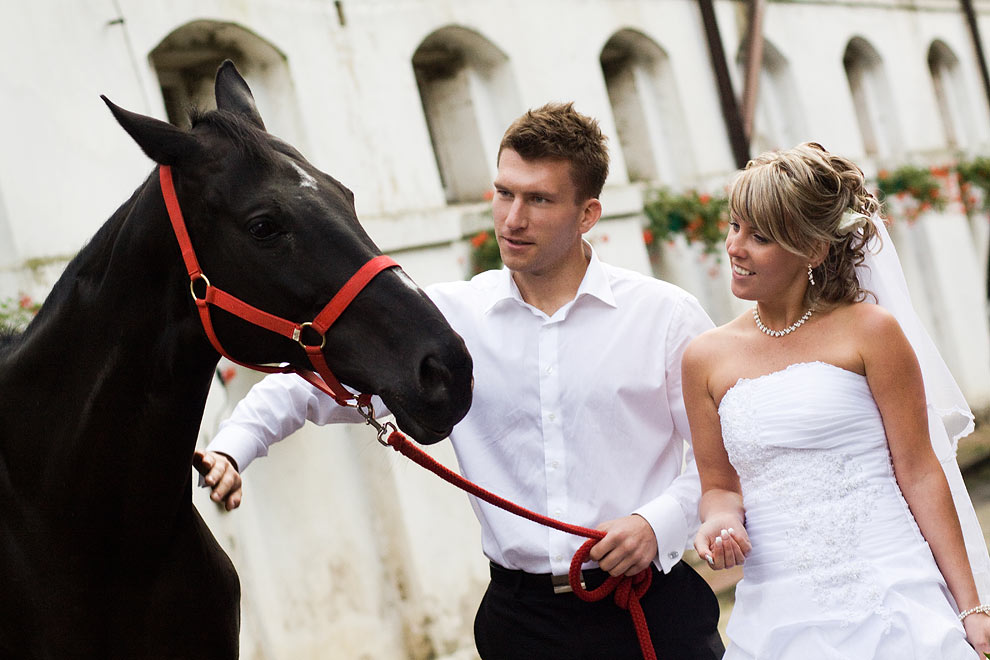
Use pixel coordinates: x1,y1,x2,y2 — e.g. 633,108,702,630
683,142,990,658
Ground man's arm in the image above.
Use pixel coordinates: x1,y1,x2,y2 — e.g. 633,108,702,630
632,294,715,573
198,372,380,508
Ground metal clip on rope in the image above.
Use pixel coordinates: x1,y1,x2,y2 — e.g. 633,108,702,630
357,401,397,446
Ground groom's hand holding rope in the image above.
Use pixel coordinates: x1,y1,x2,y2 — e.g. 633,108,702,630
590,514,658,577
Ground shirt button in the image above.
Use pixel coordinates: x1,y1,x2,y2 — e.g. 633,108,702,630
551,461,559,469
555,554,563,562
548,413,556,421
546,366,553,374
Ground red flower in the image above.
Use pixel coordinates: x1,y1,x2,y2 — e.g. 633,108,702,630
642,229,654,245
471,232,489,248
18,295,32,310
483,189,494,201
699,194,712,206
220,367,237,384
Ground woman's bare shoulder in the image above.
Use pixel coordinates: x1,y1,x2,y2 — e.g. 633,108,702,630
685,313,751,364
830,301,901,336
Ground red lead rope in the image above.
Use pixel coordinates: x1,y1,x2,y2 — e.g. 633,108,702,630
382,427,658,660
161,165,657,658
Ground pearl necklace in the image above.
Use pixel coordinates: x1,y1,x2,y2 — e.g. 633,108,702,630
752,306,813,338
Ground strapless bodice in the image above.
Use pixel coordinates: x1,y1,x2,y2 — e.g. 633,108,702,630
716,362,974,659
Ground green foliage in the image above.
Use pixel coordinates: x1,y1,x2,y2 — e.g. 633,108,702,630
643,188,729,255
876,164,947,220
468,230,502,276
956,156,990,212
0,294,41,332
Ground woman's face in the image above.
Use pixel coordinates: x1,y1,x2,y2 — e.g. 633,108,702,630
725,215,809,303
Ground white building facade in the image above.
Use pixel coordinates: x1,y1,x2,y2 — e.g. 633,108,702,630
2,1,990,657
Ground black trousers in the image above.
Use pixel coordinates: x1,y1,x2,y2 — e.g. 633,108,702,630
474,561,725,660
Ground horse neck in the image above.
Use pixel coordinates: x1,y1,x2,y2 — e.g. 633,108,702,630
0,174,219,519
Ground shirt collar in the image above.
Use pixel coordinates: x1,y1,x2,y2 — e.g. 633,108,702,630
485,241,617,315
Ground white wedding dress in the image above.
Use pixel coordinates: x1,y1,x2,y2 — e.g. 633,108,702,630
718,361,977,659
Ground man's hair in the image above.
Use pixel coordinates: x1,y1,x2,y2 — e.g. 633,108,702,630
498,102,609,201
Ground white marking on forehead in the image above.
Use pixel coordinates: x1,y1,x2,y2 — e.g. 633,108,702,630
288,160,318,190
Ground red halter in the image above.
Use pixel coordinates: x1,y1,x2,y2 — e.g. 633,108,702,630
159,165,397,407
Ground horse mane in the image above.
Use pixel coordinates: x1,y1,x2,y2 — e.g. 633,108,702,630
0,327,19,355
14,184,146,346
189,108,280,171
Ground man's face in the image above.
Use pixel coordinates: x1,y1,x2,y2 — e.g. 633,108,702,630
491,149,596,276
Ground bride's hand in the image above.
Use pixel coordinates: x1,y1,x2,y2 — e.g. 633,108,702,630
963,612,990,655
694,517,750,571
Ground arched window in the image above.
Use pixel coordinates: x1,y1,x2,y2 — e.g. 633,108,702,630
412,26,521,204
600,29,693,185
928,40,972,149
739,39,804,155
843,37,899,160
150,21,301,144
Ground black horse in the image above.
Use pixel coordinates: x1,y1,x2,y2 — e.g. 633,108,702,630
0,61,473,659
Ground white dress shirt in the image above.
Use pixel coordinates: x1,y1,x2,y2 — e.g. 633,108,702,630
208,247,713,576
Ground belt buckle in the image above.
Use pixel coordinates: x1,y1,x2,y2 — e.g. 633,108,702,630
551,572,585,594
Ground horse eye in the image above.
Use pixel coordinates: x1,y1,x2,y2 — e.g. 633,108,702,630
247,218,280,240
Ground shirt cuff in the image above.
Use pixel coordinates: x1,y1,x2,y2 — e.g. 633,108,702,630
634,493,690,574
204,425,268,480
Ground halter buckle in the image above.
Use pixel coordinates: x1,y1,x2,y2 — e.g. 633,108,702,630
190,273,211,301
295,322,326,349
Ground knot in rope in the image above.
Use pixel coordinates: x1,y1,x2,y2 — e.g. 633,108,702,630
569,538,656,660
569,538,653,607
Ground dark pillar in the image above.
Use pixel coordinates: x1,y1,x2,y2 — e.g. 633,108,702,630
698,0,750,169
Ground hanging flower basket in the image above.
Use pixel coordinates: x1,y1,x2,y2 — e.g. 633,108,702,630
955,157,990,214
643,188,729,256
468,229,502,276
876,164,947,222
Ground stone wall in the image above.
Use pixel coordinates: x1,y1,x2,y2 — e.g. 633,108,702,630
2,1,990,657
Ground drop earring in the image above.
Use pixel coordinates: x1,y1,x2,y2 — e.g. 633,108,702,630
807,264,816,286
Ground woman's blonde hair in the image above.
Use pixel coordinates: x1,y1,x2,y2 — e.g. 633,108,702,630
728,142,881,308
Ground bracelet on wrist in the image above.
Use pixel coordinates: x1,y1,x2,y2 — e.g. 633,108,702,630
958,604,990,621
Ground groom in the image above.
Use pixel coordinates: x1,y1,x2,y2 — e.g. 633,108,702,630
197,102,724,658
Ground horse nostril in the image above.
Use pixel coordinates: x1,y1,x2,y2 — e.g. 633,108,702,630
419,354,451,399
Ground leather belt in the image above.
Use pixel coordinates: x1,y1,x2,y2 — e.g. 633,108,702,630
489,562,609,595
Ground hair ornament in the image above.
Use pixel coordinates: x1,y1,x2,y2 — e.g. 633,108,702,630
836,208,871,236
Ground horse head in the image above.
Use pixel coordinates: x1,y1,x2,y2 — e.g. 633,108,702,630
101,61,472,443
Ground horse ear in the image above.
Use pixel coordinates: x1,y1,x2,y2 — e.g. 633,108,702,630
214,60,267,131
101,96,202,166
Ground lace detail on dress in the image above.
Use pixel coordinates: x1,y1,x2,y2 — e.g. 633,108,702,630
720,372,892,630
